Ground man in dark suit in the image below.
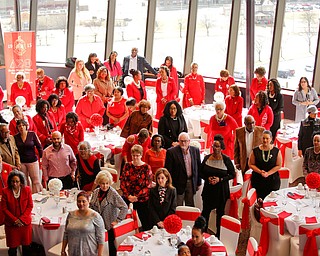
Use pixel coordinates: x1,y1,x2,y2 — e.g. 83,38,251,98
234,115,264,174
165,132,201,206
122,47,157,81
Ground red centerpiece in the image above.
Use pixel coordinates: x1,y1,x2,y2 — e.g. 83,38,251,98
305,172,320,189
163,214,182,234
90,113,103,127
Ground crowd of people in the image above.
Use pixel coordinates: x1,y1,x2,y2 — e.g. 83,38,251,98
0,47,319,256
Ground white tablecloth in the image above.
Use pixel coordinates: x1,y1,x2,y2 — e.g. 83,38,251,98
118,230,226,256
0,106,37,123
32,192,77,253
263,187,320,236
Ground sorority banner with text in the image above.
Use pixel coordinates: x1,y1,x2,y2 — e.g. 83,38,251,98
4,31,36,106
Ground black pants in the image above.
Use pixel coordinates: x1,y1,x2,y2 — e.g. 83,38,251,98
48,175,74,189
108,229,116,256
123,198,151,231
8,245,30,256
201,201,226,238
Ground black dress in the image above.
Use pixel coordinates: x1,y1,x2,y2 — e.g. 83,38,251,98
251,147,280,199
268,92,283,139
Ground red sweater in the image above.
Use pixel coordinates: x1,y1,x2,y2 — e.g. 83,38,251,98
215,76,235,96
60,121,84,155
250,77,268,101
248,104,274,130
225,95,243,127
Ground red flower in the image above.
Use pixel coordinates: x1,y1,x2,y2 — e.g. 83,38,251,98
90,113,103,127
305,172,320,189
163,214,182,234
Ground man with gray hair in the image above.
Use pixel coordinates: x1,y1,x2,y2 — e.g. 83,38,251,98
42,131,77,189
165,132,201,206
0,123,21,170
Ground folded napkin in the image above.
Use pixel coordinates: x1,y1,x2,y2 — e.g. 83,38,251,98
117,245,134,252
278,211,292,235
42,223,61,230
287,193,304,200
263,201,278,208
210,246,226,252
305,217,317,224
134,232,151,240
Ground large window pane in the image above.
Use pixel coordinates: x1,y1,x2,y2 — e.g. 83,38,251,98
278,2,320,90
152,1,190,73
36,0,68,63
74,0,108,62
0,0,17,33
194,1,232,77
113,0,149,66
20,0,30,31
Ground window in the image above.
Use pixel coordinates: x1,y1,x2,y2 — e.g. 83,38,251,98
20,0,30,31
74,0,108,62
0,0,17,33
194,1,233,77
36,0,68,63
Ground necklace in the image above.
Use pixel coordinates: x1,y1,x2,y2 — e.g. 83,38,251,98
215,114,226,123
262,149,271,162
13,187,21,199
314,148,320,154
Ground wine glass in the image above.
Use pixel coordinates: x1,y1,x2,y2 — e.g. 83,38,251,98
296,205,301,214
36,206,42,216
282,199,287,209
54,194,60,206
170,235,177,249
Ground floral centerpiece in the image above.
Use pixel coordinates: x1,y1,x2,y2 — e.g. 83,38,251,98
305,172,320,189
163,214,182,234
90,113,103,135
48,178,63,193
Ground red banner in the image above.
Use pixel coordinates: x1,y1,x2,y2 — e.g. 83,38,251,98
4,31,36,105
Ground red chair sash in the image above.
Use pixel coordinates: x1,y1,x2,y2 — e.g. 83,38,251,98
275,139,292,167
247,240,262,256
278,211,292,235
175,211,200,221
114,220,135,237
221,217,240,233
279,170,290,179
258,216,279,256
211,245,227,253
126,210,139,230
229,189,242,219
105,231,108,242
241,198,250,229
299,227,320,256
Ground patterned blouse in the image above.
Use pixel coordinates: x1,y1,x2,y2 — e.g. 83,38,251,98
120,162,153,202
303,147,320,176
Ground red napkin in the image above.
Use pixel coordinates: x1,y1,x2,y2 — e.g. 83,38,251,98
117,245,134,252
134,232,151,240
263,201,278,208
210,246,227,252
278,211,292,235
42,223,61,230
287,193,304,200
305,217,317,224
203,233,210,239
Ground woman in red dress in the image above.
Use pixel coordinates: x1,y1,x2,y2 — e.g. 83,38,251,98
106,87,129,129
215,69,235,97
205,102,238,158
9,105,37,135
162,56,179,97
145,134,166,175
60,112,84,155
156,66,176,119
126,69,147,103
225,84,243,127
250,66,268,101
47,94,66,130
1,170,33,256
182,63,205,108
33,99,57,148
248,90,274,131
10,72,33,108
54,76,75,113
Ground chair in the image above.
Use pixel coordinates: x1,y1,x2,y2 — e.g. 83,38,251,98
239,169,252,218
279,167,290,189
175,206,201,228
220,215,241,256
113,218,136,248
100,167,118,189
283,147,303,183
244,189,261,243
259,208,291,256
246,237,259,256
225,184,243,219
290,223,320,256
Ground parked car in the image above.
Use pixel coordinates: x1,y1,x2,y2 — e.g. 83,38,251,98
278,70,290,79
305,65,314,72
233,71,245,80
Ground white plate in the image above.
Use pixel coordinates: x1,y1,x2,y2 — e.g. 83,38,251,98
268,194,277,198
291,217,302,223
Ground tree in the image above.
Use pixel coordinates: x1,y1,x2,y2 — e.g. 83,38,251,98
201,15,213,37
301,11,317,55
255,38,264,62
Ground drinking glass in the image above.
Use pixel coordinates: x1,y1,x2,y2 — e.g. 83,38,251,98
282,199,287,208
296,205,301,214
170,235,177,249
36,206,42,216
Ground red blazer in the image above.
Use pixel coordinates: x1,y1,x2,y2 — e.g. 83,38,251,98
250,77,268,101
33,112,58,147
54,88,75,114
1,186,33,226
10,82,34,107
126,81,147,103
36,76,55,100
225,95,243,127
215,76,235,96
248,104,274,130
9,115,37,136
156,77,176,103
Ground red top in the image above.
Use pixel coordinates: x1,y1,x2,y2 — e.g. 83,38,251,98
215,76,235,96
0,163,11,195
32,112,58,147
10,81,33,107
206,114,238,158
186,239,212,256
156,77,176,119
0,86,4,110
48,105,66,130
9,115,37,136
75,95,105,129
250,77,268,101
60,121,84,155
107,97,128,129
159,65,179,96
35,76,55,100
248,104,274,131
145,148,167,175
104,60,123,78
122,134,151,163
183,73,205,108
126,81,147,103
225,95,244,127
54,88,75,114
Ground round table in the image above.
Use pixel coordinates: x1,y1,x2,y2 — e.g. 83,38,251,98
263,187,320,236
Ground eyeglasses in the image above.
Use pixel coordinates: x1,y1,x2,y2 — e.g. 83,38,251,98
170,107,177,110
216,108,224,111
179,140,190,143
79,149,88,152
11,180,20,184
